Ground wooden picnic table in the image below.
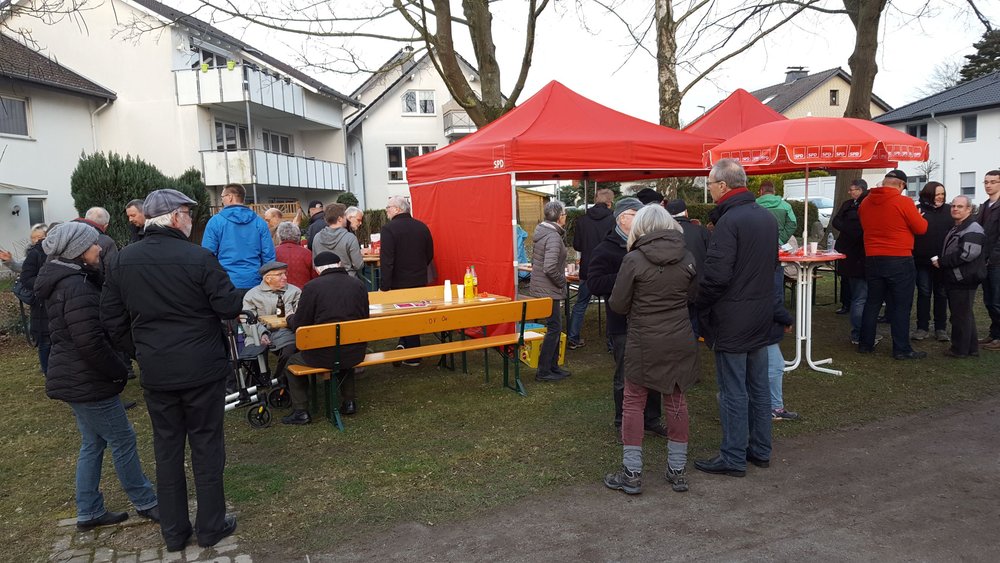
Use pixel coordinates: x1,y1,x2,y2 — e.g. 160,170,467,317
259,285,511,329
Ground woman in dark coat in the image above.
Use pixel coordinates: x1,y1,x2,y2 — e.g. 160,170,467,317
16,223,53,374
913,181,952,341
604,205,699,495
34,222,158,530
832,180,871,344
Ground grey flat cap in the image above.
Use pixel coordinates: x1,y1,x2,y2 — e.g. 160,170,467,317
144,189,197,217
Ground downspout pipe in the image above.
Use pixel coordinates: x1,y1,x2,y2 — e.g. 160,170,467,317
90,99,112,151
930,112,947,183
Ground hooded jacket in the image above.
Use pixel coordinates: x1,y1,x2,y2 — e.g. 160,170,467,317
528,221,567,300
572,203,614,280
913,201,952,265
102,225,245,391
313,226,363,276
695,189,778,353
609,230,699,394
858,187,927,257
36,259,128,402
756,194,797,244
940,216,987,289
201,205,276,289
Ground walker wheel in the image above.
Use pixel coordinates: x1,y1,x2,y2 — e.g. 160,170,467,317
247,405,271,428
267,387,291,409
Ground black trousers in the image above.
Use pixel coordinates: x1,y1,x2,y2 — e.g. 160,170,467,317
143,377,227,547
284,350,356,410
947,287,979,356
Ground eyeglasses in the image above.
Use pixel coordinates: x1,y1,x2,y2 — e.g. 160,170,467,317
174,209,192,216
620,211,637,219
707,179,724,187
264,272,288,278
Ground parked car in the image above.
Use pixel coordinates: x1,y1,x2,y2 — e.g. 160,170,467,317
786,196,834,228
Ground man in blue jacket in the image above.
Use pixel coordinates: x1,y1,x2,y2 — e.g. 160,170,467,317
202,184,275,289
694,159,779,478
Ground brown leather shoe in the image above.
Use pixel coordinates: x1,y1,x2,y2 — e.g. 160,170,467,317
978,336,997,344
984,340,1000,351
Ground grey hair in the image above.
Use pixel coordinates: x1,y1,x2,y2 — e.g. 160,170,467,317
264,207,283,219
711,158,748,189
345,206,362,218
388,195,410,213
543,200,565,222
276,220,300,242
30,223,48,234
85,207,111,226
145,209,182,228
125,199,144,213
952,194,974,208
626,204,682,251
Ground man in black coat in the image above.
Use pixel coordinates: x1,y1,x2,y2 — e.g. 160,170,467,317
832,179,872,345
305,199,327,249
694,158,778,478
125,199,146,244
379,195,434,357
282,252,370,424
102,189,243,553
666,199,710,332
586,197,664,439
567,188,615,349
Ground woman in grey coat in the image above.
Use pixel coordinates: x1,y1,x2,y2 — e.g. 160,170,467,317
604,205,699,495
529,200,571,382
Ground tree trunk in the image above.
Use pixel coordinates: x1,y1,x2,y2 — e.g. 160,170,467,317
831,0,887,234
655,0,681,130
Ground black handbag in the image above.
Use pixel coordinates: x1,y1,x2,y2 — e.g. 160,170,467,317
11,276,35,306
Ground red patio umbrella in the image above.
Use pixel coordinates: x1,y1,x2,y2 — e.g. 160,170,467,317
704,116,929,242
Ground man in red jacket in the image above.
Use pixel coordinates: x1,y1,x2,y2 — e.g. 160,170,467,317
858,170,928,359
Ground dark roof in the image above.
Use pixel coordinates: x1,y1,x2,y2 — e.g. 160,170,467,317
129,0,358,107
0,34,116,100
874,71,1000,124
750,67,892,114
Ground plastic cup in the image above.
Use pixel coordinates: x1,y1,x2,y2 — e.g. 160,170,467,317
808,242,819,254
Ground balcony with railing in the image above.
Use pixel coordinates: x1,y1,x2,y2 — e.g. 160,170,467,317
443,109,477,139
201,150,347,191
175,64,310,119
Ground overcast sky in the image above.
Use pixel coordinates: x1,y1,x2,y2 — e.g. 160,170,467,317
190,0,999,125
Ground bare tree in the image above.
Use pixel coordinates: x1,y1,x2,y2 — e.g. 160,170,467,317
169,0,550,127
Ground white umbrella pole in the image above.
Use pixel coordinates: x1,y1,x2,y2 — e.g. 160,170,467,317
803,165,810,247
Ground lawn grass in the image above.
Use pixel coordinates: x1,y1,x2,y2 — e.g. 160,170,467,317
1,275,998,560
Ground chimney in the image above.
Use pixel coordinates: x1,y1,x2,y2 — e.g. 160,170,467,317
784,66,808,83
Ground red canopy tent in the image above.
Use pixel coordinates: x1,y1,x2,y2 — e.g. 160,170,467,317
406,81,715,298
682,88,787,143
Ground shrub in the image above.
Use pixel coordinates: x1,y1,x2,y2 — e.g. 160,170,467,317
336,192,360,207
70,153,211,247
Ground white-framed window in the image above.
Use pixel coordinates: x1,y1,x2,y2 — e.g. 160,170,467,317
960,172,976,196
401,90,435,115
829,89,839,106
27,198,45,225
191,47,228,70
906,175,927,199
386,144,436,181
262,130,292,155
961,115,977,141
906,123,928,140
214,120,249,151
0,95,29,137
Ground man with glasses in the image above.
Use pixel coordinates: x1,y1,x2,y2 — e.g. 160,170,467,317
379,195,434,364
102,189,243,552
978,170,1000,351
694,159,779,478
202,183,275,290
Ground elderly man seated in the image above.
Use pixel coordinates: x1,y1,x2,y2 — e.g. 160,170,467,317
242,261,301,379
281,252,369,425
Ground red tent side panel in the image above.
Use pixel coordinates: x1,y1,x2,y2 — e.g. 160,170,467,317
410,174,515,301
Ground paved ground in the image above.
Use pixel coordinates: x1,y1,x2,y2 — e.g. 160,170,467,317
322,395,1000,562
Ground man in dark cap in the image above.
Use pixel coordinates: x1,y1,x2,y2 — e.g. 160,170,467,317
305,199,327,249
281,252,370,424
567,188,615,349
858,170,928,359
102,189,243,552
634,187,664,206
242,261,301,379
587,197,666,439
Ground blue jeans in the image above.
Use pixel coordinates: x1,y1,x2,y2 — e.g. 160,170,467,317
915,264,947,331
714,347,771,468
537,299,562,374
766,343,784,411
567,281,592,344
69,397,157,523
848,277,868,342
985,265,1000,340
861,257,916,356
